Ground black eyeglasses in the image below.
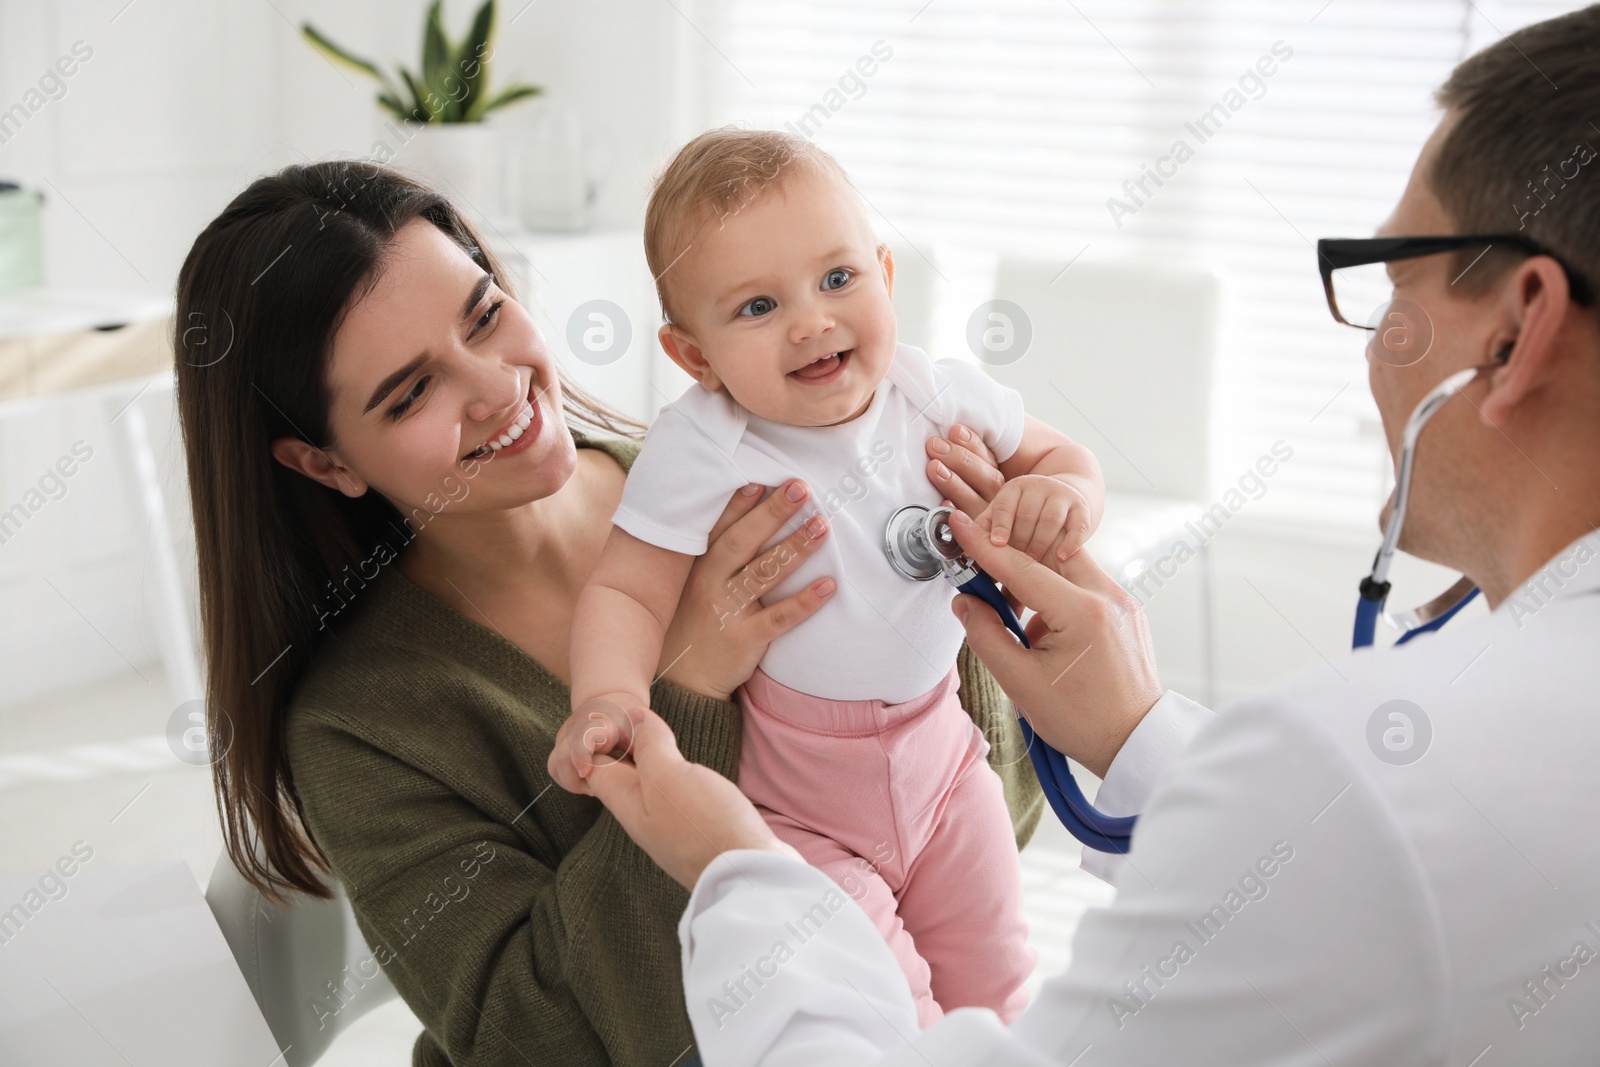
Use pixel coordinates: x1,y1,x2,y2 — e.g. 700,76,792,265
1316,234,1596,329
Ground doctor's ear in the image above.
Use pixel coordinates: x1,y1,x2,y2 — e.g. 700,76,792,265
269,437,368,497
658,323,723,392
1476,256,1573,428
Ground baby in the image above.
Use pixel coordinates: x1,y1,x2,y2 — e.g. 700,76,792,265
556,128,1105,1028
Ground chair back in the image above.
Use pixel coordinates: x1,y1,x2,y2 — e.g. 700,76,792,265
985,257,1221,499
204,849,398,1067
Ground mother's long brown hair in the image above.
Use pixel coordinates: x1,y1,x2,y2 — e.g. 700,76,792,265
175,161,643,905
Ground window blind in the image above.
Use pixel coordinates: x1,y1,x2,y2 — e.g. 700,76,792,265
698,0,1583,523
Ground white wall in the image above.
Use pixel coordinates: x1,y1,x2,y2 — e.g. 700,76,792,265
0,0,1468,713
0,0,696,293
0,0,696,707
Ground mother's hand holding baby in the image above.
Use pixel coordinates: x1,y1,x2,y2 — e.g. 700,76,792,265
587,497,1164,888
549,423,1008,795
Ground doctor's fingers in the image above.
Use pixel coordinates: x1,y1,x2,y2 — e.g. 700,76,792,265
549,702,637,794
947,510,1092,628
585,712,678,829
1048,537,1133,600
952,591,1035,682
590,710,791,890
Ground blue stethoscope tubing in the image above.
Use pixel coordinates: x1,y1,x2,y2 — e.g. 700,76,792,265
1350,365,1486,651
957,571,1137,853
1353,579,1479,648
948,365,1490,851
892,363,1487,852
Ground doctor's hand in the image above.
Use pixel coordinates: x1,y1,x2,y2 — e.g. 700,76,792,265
946,509,1162,779
585,707,803,891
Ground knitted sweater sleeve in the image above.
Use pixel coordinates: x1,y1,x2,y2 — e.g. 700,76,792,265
956,640,1045,852
286,672,741,1067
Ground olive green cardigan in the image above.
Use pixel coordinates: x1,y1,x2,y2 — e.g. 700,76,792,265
284,429,1043,1067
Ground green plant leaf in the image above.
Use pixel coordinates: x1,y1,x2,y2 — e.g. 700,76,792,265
377,93,410,122
301,23,403,102
398,67,433,123
422,0,454,120
454,0,496,123
476,83,542,118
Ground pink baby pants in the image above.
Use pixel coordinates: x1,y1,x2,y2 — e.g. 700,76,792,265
736,664,1035,1028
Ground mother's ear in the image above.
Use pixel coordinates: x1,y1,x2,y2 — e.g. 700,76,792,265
1477,255,1575,429
269,436,368,497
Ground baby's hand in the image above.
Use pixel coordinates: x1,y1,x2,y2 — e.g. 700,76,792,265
549,697,643,795
975,474,1093,562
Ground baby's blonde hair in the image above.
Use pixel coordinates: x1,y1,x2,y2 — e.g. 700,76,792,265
644,127,851,324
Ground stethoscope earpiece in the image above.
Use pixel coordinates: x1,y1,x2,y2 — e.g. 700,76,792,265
1353,365,1484,648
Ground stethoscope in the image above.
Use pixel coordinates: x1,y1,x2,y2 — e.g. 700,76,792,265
884,503,1138,853
882,367,1488,852
1352,364,1490,649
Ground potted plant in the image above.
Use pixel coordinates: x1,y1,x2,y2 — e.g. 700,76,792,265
302,0,540,223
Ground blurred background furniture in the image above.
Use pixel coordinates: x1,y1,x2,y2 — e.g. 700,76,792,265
983,259,1222,705
0,287,193,706
0,860,282,1065
206,848,398,1067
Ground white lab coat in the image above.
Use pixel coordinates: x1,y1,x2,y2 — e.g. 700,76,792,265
679,531,1600,1065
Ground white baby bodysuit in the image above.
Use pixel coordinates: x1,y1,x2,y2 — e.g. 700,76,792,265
613,342,1024,703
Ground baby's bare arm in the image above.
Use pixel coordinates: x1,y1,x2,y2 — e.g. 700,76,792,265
999,414,1105,529
571,527,697,713
555,528,698,794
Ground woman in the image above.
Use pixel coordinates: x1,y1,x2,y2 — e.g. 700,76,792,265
173,160,1040,1066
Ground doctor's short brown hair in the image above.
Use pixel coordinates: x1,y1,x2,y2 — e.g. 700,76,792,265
1432,4,1600,300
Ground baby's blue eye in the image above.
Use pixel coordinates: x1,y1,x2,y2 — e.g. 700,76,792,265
822,268,852,291
739,296,776,317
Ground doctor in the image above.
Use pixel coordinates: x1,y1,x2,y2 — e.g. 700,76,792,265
589,10,1600,1065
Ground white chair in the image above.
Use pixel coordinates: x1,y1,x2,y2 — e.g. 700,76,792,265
983,258,1222,704
205,848,398,1067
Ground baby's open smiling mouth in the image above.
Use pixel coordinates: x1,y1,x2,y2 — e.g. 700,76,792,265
790,349,852,383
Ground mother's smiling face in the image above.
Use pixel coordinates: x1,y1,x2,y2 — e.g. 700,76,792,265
271,217,578,516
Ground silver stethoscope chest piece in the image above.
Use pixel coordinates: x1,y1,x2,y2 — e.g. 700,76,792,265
883,504,976,585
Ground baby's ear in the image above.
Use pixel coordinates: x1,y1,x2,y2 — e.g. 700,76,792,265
877,243,896,299
659,323,722,392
